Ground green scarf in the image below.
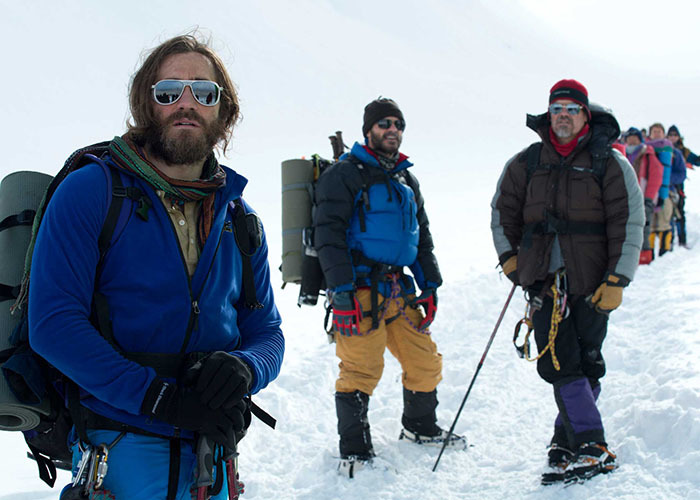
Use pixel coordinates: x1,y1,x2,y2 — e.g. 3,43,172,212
109,135,227,245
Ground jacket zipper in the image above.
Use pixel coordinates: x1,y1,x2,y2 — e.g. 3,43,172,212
161,212,199,354
178,219,230,354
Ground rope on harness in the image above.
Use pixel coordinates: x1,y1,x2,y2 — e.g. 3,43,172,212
385,274,431,334
512,272,566,371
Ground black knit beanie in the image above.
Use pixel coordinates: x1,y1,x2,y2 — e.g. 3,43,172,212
362,98,404,136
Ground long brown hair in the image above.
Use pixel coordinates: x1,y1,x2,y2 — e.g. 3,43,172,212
127,33,240,154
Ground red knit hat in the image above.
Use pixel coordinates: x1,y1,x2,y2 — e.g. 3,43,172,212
549,79,590,118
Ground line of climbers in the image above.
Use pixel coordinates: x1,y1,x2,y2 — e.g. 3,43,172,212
614,123,698,263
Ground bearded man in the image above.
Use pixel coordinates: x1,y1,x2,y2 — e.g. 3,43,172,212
313,97,464,478
29,34,284,499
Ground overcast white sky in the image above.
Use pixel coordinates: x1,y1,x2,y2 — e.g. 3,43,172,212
2,0,699,275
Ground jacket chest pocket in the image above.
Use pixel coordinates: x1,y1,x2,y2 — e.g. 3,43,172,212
567,170,603,213
523,171,550,222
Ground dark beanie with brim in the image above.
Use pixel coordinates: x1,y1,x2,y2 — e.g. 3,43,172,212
363,98,404,136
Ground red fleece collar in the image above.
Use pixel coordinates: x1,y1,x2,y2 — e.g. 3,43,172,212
363,145,409,166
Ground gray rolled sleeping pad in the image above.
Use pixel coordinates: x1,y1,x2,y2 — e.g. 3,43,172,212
0,171,53,431
281,158,314,286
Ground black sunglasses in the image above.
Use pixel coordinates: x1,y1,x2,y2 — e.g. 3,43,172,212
376,118,406,131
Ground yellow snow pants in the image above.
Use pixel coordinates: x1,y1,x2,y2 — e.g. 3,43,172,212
335,288,443,395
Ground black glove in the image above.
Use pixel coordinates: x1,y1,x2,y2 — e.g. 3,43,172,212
141,378,240,449
413,288,438,330
187,352,253,410
232,397,252,444
332,291,363,336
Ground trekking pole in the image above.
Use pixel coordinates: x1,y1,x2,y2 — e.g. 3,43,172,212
432,283,517,472
194,437,215,500
224,432,244,500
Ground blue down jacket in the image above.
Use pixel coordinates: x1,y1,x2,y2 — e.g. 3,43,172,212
313,142,441,297
28,157,284,438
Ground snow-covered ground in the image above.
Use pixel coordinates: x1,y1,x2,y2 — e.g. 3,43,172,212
3,193,699,500
3,1,700,498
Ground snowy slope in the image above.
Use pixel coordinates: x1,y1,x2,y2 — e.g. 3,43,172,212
2,1,700,498
3,193,699,500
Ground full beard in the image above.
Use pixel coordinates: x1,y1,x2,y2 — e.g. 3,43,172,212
145,111,225,167
369,129,402,156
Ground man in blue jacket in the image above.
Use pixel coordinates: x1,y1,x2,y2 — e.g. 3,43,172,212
313,98,463,478
28,34,284,499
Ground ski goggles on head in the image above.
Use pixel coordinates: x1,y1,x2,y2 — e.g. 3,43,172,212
549,103,582,115
376,118,406,131
151,79,222,106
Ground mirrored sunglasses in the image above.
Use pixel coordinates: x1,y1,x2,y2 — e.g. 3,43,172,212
151,79,222,107
549,103,582,115
376,118,406,131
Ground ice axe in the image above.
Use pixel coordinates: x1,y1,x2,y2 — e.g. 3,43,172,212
432,283,517,472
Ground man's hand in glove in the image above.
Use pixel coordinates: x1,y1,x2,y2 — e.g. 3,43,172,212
142,379,241,449
414,288,438,331
332,291,363,336
187,352,253,410
587,273,629,314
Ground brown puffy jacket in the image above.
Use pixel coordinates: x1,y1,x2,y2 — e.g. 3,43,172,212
491,106,644,295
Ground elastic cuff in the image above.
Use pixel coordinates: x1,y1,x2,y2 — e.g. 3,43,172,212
141,378,175,417
604,272,630,287
334,283,355,293
498,250,517,266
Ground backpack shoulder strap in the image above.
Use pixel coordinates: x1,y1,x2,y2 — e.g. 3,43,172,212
231,199,263,310
589,147,611,187
525,142,544,184
345,156,374,232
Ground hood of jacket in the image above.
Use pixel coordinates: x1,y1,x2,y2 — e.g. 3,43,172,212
526,102,621,158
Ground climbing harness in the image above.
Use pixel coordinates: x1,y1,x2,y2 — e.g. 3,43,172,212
323,272,431,341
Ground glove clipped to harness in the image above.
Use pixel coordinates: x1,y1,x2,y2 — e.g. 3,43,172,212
332,291,363,336
141,378,240,449
586,272,629,314
414,288,438,331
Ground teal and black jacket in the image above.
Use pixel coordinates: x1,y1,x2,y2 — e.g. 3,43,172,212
313,142,441,297
28,157,284,439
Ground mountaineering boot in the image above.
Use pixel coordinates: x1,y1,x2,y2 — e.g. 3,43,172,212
399,388,466,449
659,230,672,256
337,455,372,479
541,444,574,485
336,391,374,477
639,249,653,265
564,442,618,483
541,426,574,485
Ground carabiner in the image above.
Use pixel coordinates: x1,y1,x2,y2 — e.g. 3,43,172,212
512,317,533,359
